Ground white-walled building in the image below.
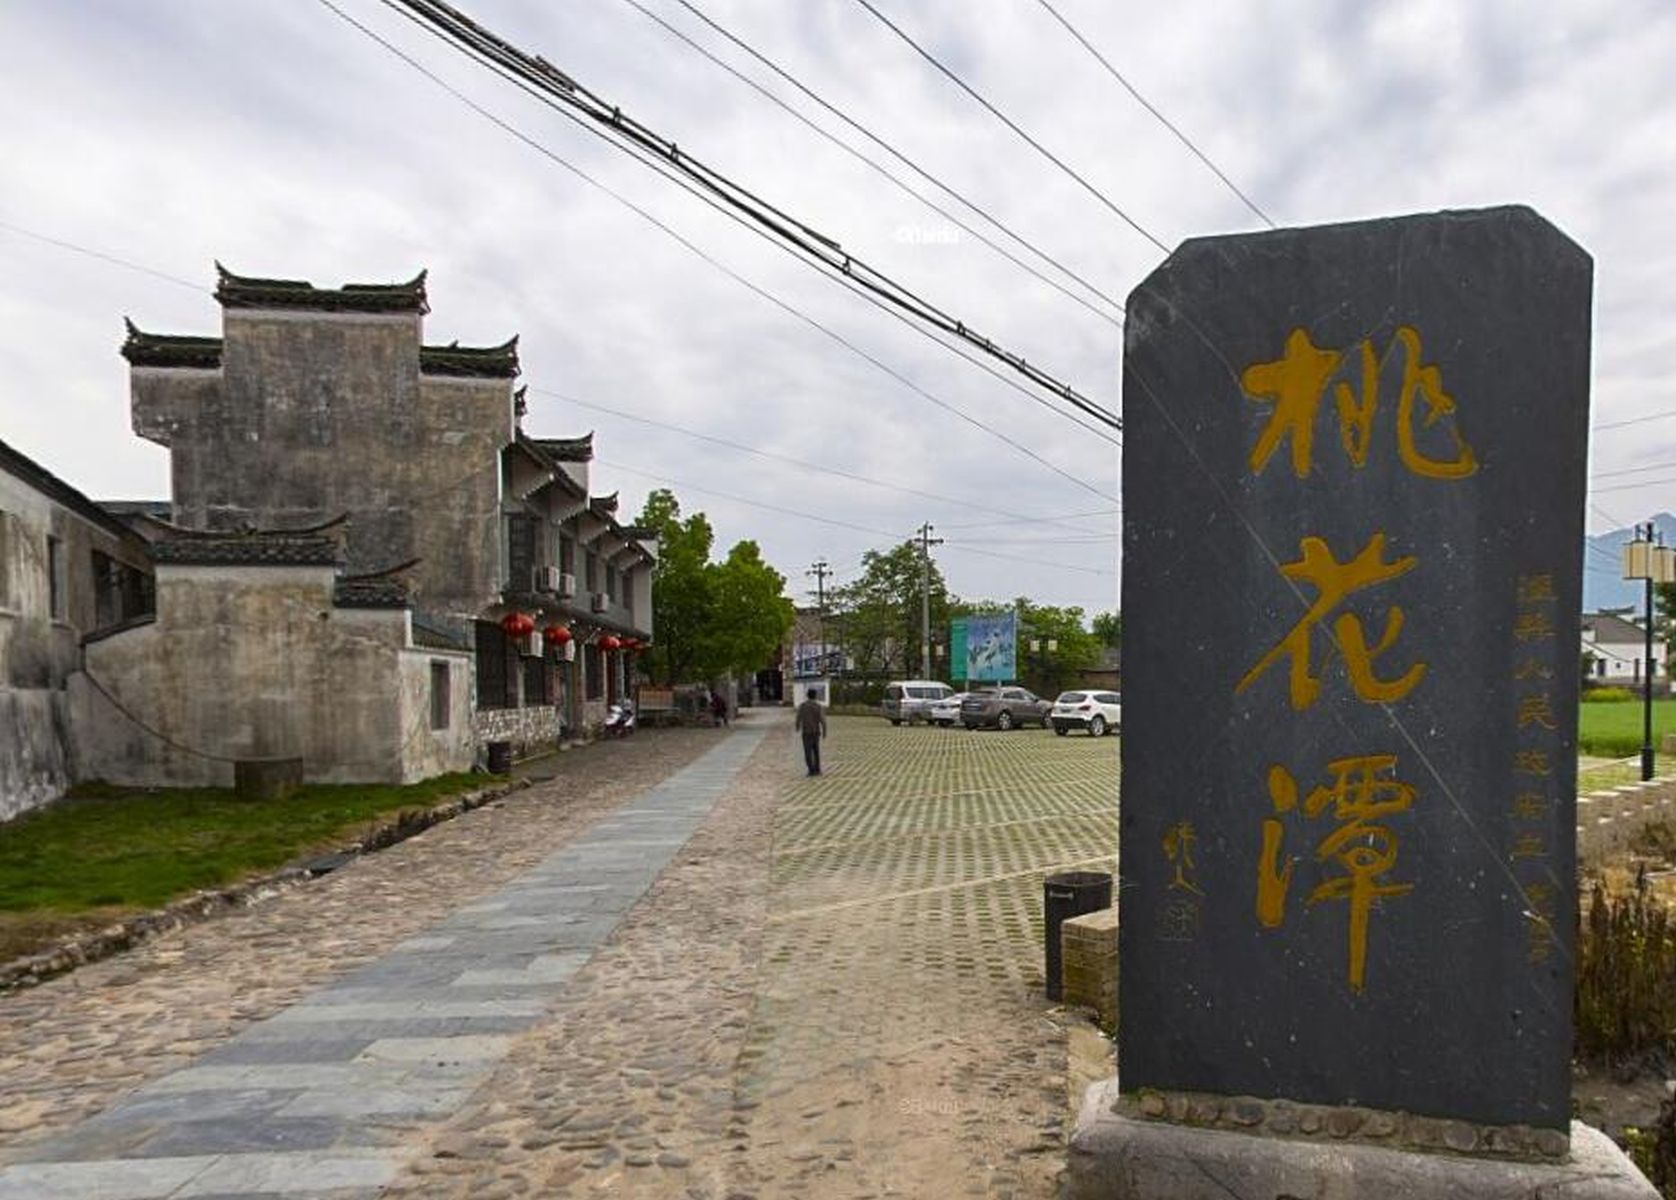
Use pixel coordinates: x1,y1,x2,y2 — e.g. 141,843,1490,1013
1581,611,1667,688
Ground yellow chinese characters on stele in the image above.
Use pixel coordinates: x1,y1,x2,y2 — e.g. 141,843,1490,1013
1236,533,1426,712
1240,326,1478,481
1257,756,1417,993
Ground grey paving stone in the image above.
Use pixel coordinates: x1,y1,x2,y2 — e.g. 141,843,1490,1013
131,1115,383,1158
0,1156,216,1200
199,1037,379,1065
172,1150,402,1196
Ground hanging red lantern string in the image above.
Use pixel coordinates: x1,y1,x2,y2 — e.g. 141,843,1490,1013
543,624,573,645
500,611,536,639
599,634,621,651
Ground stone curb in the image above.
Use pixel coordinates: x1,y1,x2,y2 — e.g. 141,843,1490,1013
0,775,534,995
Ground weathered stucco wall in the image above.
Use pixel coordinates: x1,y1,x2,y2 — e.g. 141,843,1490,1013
73,564,472,788
131,311,511,626
0,466,150,821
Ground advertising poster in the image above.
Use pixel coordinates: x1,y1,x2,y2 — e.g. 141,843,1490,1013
964,613,1016,682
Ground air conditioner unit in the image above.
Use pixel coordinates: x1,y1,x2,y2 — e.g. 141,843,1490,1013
535,565,562,593
557,571,576,599
560,640,576,663
590,592,608,613
523,631,544,657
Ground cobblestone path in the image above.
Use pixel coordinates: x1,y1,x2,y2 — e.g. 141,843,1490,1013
384,716,1118,1199
0,725,758,1198
0,714,1120,1199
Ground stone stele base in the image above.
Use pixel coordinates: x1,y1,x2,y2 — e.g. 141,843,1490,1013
1066,1080,1657,1200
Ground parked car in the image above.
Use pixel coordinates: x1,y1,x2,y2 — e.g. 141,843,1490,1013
961,687,1052,730
883,680,956,725
1051,690,1121,737
929,691,969,726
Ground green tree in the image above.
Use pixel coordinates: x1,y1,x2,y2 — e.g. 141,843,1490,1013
1014,599,1103,697
637,489,715,685
704,540,794,679
635,490,792,685
1091,610,1122,649
833,541,951,679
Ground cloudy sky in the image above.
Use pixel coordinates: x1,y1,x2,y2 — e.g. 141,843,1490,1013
3,0,1675,613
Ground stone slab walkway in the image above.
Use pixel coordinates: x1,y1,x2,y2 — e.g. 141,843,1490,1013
0,726,766,1200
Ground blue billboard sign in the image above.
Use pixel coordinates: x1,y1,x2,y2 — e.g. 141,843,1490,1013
963,613,1016,682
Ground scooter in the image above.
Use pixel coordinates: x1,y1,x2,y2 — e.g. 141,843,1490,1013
604,699,637,739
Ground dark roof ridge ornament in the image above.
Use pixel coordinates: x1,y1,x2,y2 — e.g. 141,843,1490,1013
214,262,430,314
419,334,519,378
341,556,422,582
121,318,223,369
532,431,594,463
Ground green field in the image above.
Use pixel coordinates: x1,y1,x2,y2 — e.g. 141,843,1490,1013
1577,697,1676,759
0,773,483,962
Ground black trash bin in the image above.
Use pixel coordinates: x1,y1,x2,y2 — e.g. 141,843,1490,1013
486,740,513,775
1044,870,1113,1000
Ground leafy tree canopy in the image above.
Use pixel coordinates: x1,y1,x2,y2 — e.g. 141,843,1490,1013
636,490,792,685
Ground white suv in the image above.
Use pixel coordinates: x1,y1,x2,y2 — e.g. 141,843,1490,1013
883,680,955,725
1051,690,1121,737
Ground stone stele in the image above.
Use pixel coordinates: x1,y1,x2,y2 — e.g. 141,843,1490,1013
1071,207,1653,1197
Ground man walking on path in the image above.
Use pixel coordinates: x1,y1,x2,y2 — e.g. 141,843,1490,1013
795,687,827,776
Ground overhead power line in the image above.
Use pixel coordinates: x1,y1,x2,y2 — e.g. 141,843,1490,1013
618,0,1119,329
663,0,1129,318
1597,407,1676,432
850,0,1170,256
1030,0,1275,229
597,457,1114,575
322,0,1118,502
383,0,1121,435
532,386,1110,533
0,219,208,295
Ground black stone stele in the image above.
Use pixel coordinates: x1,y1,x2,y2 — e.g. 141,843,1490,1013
1118,207,1592,1132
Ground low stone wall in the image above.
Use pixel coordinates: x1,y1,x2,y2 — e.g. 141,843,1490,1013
1576,775,1676,867
473,705,562,760
1061,907,1118,1029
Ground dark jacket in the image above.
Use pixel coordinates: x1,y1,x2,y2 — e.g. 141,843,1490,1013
794,698,827,737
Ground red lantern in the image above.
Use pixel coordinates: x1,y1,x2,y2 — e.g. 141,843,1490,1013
621,638,638,652
600,635,621,651
500,611,535,639
543,624,573,645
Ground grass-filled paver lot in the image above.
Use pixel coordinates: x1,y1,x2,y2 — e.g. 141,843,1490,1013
1578,697,1676,758
0,773,484,962
748,716,1119,1079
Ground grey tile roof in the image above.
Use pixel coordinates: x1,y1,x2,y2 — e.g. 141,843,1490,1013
215,262,430,314
120,320,223,369
420,336,520,379
150,533,343,567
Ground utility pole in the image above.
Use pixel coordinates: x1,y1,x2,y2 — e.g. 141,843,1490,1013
1623,522,1673,781
917,522,943,679
807,558,830,675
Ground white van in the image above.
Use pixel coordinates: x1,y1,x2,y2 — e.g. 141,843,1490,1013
882,680,955,725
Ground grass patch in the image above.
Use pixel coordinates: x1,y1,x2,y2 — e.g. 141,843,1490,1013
1579,698,1676,758
0,773,485,930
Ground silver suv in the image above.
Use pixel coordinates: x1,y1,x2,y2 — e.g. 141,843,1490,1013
883,680,955,725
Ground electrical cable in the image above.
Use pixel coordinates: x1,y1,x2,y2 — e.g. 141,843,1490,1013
1031,0,1275,229
319,0,1119,502
659,0,1129,319
596,457,1112,575
531,386,1110,534
0,218,209,295
383,0,1121,434
1597,408,1676,432
850,0,1169,255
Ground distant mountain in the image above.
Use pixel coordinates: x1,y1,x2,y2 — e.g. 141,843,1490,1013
1583,512,1676,612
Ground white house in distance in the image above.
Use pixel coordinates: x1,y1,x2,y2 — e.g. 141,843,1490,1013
1581,611,1667,688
